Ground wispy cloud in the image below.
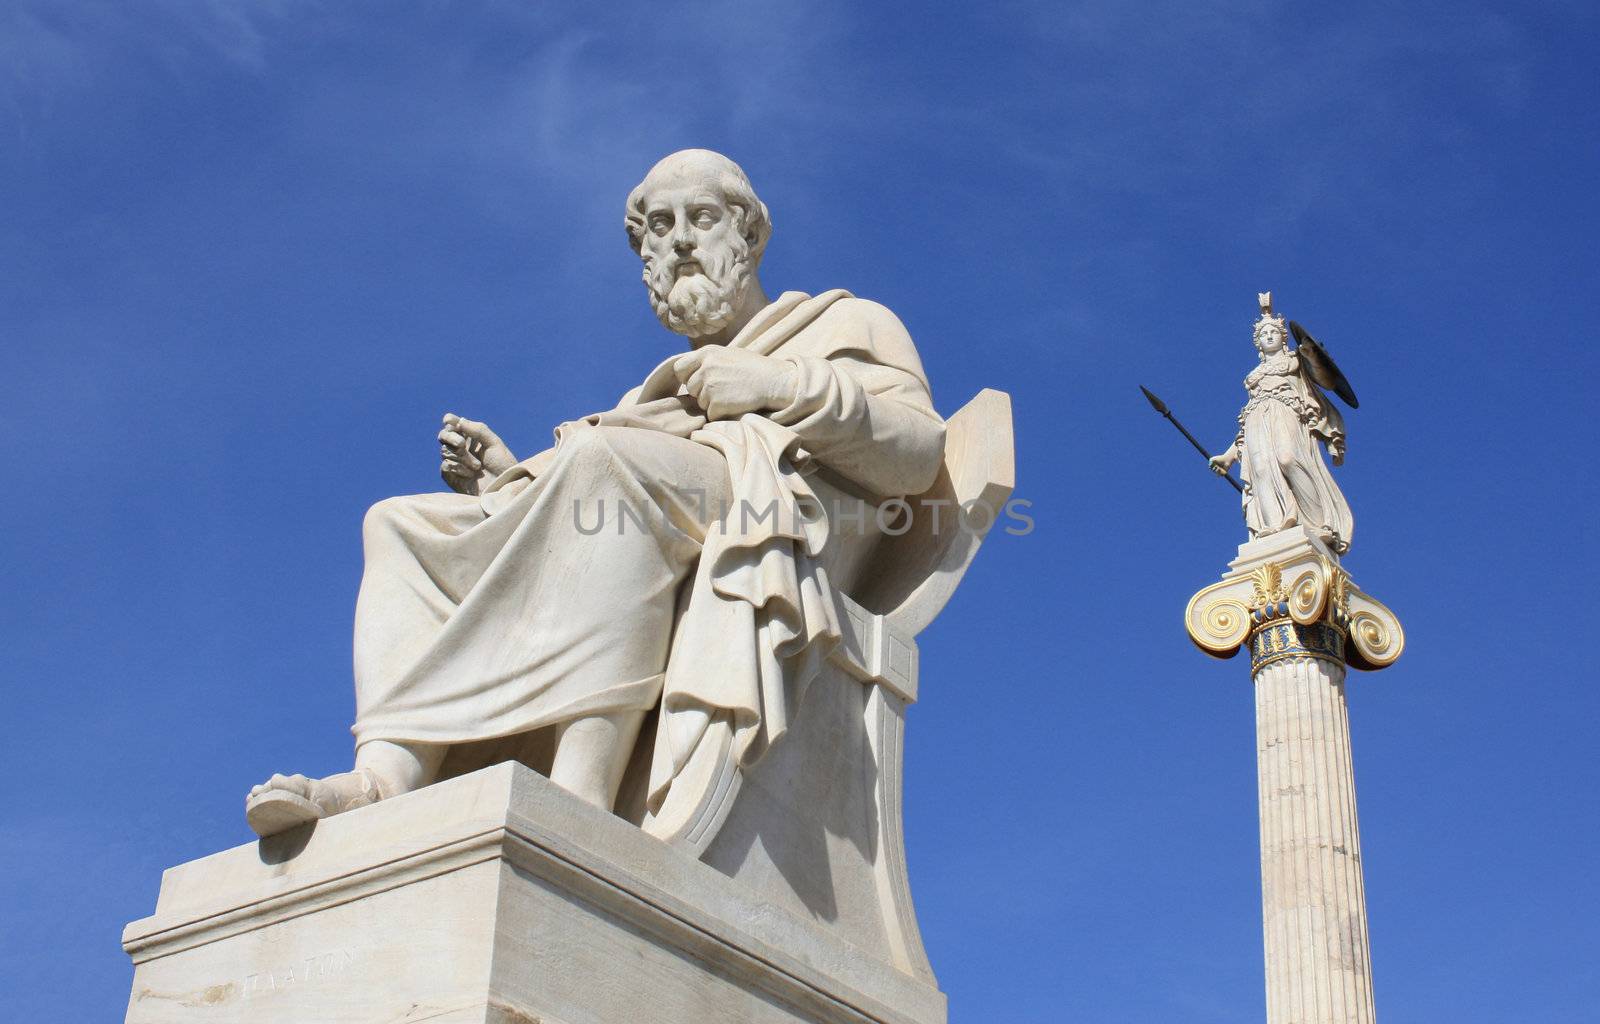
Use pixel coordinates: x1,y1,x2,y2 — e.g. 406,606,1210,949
1,0,327,140
997,0,1534,232
237,1,877,260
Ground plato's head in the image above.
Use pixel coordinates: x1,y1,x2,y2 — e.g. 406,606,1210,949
625,149,772,338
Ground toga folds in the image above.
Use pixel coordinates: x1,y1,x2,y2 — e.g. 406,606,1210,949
350,290,945,812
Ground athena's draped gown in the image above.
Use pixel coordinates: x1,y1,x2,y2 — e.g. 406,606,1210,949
1234,350,1354,554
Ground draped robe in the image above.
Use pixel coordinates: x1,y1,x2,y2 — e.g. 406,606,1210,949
1234,350,1354,554
349,290,946,811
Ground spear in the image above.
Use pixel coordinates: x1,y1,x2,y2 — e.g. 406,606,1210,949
1139,385,1244,493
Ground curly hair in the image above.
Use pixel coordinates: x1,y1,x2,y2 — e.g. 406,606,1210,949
1252,314,1288,352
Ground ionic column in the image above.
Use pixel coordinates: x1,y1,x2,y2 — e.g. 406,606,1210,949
1186,528,1404,1024
1252,619,1372,1024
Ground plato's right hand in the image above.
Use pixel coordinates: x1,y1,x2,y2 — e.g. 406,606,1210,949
439,413,518,494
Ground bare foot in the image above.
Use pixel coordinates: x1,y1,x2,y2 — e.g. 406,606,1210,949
245,769,382,837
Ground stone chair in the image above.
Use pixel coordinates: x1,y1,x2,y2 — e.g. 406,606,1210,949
635,387,1017,981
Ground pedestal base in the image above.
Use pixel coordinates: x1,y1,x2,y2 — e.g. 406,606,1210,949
122,763,945,1024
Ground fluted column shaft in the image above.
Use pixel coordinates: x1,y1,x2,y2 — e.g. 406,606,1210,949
1254,648,1375,1024
1187,531,1404,1023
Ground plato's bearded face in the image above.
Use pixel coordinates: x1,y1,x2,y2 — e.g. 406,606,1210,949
636,185,755,338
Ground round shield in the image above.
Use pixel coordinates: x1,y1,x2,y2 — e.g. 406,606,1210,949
1289,320,1359,408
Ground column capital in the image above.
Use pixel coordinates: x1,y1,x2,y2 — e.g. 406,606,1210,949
1185,527,1404,673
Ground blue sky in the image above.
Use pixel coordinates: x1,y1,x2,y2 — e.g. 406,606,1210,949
3,1,1597,1019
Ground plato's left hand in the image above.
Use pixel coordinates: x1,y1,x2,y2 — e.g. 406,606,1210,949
671,347,799,421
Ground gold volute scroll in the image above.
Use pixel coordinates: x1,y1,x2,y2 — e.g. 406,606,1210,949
1185,543,1403,673
1286,561,1326,624
1345,588,1405,669
1185,585,1251,657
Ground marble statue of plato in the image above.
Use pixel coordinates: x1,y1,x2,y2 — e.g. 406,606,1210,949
244,149,947,837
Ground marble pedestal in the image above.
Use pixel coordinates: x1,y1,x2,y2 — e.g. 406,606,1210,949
122,763,945,1024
